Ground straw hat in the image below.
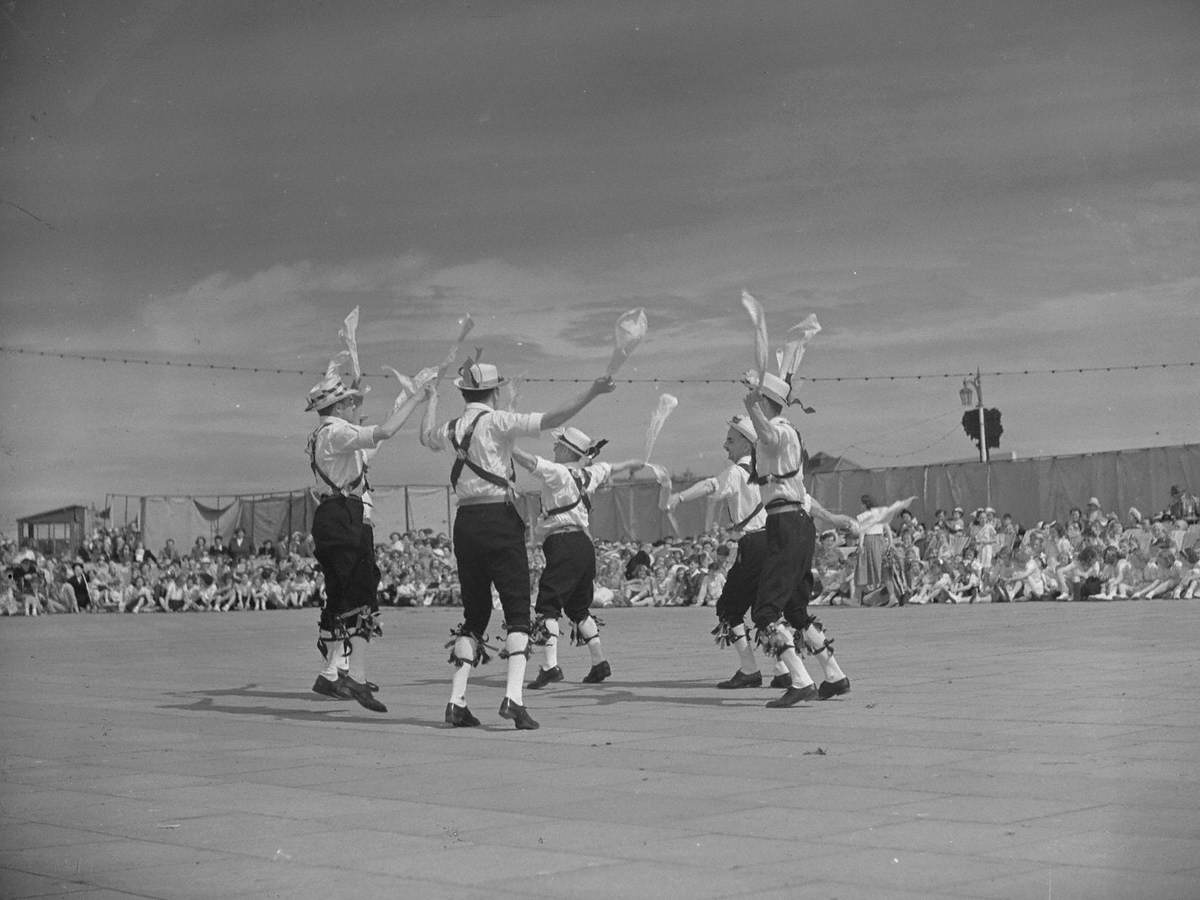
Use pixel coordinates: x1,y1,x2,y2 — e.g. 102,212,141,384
305,372,362,412
454,361,506,391
727,415,757,443
742,370,791,406
553,426,606,459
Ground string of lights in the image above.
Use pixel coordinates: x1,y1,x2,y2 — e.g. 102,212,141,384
839,417,966,461
2,345,1196,383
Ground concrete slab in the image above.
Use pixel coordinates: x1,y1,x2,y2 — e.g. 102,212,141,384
2,603,1199,898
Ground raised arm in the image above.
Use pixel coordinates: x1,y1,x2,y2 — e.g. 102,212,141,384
373,385,431,442
511,444,539,473
418,383,440,449
540,376,615,431
741,387,778,447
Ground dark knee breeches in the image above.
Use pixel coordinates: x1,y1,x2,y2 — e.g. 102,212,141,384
535,530,596,622
453,503,532,636
752,507,816,630
715,530,767,625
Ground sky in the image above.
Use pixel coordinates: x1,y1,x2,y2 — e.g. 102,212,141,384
1,0,1198,530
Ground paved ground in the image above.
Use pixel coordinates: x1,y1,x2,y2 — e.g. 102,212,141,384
2,602,1199,899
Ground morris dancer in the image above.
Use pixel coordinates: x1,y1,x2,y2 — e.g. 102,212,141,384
512,427,643,689
306,361,430,713
667,415,790,690
743,373,856,707
421,357,614,730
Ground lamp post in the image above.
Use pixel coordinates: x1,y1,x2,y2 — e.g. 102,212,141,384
959,369,988,463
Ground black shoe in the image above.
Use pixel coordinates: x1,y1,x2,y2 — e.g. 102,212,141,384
341,676,387,713
769,673,791,689
765,684,818,707
312,674,353,699
582,660,612,684
717,669,763,689
527,665,564,689
338,669,379,692
499,697,540,730
444,703,480,727
818,676,850,700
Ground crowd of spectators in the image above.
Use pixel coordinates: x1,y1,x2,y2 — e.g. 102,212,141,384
4,486,1198,616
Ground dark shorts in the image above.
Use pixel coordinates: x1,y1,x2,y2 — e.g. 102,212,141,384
312,496,380,624
453,503,532,636
752,508,816,629
535,530,596,622
716,530,767,624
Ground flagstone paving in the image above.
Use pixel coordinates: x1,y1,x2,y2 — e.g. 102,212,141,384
2,602,1199,899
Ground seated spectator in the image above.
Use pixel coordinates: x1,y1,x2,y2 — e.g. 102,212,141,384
10,550,45,616
812,530,852,605
1174,548,1200,598
63,561,93,612
1133,548,1184,599
123,574,155,613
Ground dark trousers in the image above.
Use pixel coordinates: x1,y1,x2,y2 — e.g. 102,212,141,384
453,503,532,636
752,508,816,630
535,530,596,623
311,497,380,631
716,530,767,625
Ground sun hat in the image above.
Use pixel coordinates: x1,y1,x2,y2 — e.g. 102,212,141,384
305,372,362,412
742,371,791,407
454,361,506,391
726,414,757,443
1087,496,1101,508
553,426,606,459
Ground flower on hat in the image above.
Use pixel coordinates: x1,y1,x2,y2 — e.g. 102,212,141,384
305,353,362,412
453,352,506,391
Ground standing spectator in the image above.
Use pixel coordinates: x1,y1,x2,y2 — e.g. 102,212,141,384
227,527,254,565
851,495,894,605
158,538,181,566
1166,485,1200,523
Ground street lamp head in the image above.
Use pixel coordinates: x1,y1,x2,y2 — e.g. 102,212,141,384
959,380,974,408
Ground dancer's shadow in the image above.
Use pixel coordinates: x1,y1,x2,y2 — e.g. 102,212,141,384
159,684,445,728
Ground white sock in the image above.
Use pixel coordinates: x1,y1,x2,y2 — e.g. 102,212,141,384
578,616,605,665
347,636,368,683
802,624,846,682
450,636,474,705
505,632,530,703
778,625,815,689
773,659,788,677
544,618,560,669
731,624,758,673
319,639,342,679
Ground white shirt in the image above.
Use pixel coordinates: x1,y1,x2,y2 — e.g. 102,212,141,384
694,455,766,534
425,403,544,502
531,457,613,538
309,416,381,498
754,416,807,506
